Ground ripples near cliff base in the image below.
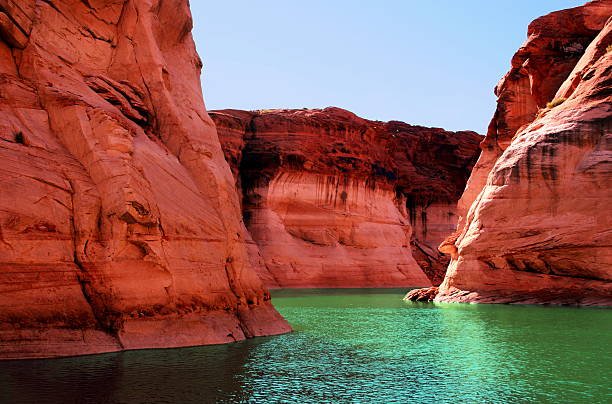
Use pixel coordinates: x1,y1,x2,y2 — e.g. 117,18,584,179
1,288,611,403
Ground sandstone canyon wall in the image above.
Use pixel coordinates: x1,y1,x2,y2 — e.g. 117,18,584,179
0,0,290,359
212,108,481,288
409,0,612,305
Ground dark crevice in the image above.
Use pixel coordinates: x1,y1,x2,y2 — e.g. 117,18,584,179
14,131,24,144
81,25,111,43
223,257,253,339
67,179,123,346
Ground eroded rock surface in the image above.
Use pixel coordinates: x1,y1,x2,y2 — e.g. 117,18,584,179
410,0,612,305
212,108,481,288
0,0,289,359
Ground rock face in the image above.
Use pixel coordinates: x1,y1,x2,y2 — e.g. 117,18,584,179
0,0,290,359
404,286,439,302
411,0,612,305
212,108,481,288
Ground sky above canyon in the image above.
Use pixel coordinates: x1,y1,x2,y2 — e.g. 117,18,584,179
192,0,584,134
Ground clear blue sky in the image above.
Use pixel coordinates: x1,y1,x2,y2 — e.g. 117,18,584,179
191,1,584,134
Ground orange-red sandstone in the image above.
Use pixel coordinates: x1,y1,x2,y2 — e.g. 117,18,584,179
212,108,481,288
0,0,289,359
410,0,612,305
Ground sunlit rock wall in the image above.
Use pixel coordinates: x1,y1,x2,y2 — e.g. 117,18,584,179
213,108,481,288
0,0,290,359
432,0,612,305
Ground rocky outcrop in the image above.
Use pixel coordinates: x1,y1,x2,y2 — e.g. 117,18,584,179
404,286,439,302
0,0,290,359
408,0,612,305
212,108,481,288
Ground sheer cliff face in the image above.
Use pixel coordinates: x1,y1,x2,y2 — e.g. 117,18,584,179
0,0,289,359
435,0,612,305
212,108,481,288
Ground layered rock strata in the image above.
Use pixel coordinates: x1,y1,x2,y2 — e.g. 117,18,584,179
409,0,612,305
0,0,289,359
212,108,481,288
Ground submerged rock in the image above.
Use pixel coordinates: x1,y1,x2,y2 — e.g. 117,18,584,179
0,0,289,359
433,0,612,305
212,108,481,288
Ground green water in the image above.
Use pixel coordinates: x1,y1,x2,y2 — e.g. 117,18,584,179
1,288,611,403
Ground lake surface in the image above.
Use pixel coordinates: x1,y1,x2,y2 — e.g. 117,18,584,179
1,288,611,403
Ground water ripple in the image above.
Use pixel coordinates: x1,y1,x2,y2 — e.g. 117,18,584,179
1,288,610,404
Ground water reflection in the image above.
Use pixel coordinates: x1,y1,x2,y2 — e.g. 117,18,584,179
0,340,255,404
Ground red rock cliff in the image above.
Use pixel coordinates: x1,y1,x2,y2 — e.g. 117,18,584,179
212,108,481,288
0,0,290,359
411,0,612,305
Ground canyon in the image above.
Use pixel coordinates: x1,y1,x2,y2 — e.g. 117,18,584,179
212,108,481,288
0,0,608,364
407,0,612,305
0,0,289,359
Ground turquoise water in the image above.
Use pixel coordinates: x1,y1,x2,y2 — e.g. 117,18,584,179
1,288,611,403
